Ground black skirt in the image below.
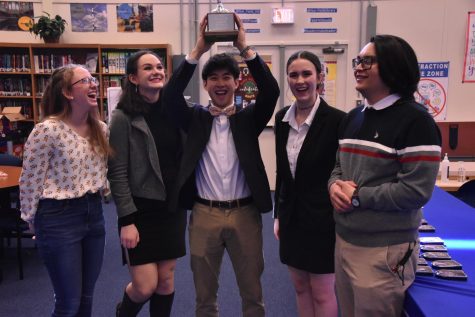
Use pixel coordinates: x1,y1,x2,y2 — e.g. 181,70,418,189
119,197,187,266
279,209,335,274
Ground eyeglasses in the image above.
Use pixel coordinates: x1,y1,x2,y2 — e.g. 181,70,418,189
352,56,377,70
71,76,99,86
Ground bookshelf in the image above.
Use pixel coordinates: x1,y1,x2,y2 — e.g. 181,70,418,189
0,43,34,121
0,43,171,156
0,43,171,124
0,43,34,155
99,44,171,121
30,43,101,122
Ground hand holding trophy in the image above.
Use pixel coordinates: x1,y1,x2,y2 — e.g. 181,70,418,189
204,0,239,42
191,3,252,61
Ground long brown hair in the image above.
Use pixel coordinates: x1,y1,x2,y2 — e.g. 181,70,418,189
117,50,165,116
40,64,112,157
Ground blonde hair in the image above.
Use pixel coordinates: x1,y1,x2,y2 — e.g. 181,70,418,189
40,64,112,157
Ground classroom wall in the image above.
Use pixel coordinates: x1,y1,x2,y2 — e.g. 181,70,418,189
1,0,468,119
374,0,474,122
2,0,474,188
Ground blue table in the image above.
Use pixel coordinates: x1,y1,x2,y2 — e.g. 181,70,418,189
405,187,475,316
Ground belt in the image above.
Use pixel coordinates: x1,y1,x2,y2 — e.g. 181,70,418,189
196,196,253,209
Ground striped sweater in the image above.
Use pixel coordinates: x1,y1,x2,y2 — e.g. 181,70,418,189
328,98,441,247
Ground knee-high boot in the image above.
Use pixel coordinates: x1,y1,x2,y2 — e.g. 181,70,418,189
149,292,174,317
116,291,146,317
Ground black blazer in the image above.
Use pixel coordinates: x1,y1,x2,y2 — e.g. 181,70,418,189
162,54,280,213
274,100,345,225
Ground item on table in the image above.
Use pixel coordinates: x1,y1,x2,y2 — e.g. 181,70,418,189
417,257,429,266
418,224,436,232
420,237,445,245
435,269,468,281
420,244,448,252
422,252,451,260
416,265,434,276
431,260,463,270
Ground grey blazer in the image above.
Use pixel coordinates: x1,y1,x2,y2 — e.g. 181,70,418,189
107,109,166,218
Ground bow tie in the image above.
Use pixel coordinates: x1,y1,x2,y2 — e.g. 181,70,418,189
209,105,236,117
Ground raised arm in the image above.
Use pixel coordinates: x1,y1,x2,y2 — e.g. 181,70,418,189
161,15,213,131
234,14,280,131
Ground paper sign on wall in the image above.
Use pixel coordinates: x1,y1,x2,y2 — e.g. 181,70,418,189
462,11,475,82
415,62,449,121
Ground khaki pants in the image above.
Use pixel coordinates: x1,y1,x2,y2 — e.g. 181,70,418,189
335,234,418,317
189,202,265,317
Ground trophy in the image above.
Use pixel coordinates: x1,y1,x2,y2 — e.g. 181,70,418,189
204,0,238,42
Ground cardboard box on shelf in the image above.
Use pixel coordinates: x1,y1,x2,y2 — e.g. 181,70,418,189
0,107,26,133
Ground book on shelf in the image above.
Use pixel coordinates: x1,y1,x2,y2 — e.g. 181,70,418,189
0,78,31,96
2,44,170,125
102,51,134,74
0,54,30,72
35,76,48,97
34,54,74,73
85,52,98,73
102,52,108,73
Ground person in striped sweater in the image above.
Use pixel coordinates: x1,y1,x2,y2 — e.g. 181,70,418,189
328,35,442,317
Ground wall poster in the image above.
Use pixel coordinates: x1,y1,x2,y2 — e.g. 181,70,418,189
462,11,475,82
116,3,153,32
415,62,449,121
321,60,337,107
70,3,108,32
234,55,272,109
0,1,33,31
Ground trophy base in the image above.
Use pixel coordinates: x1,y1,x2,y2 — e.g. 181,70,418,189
204,30,239,42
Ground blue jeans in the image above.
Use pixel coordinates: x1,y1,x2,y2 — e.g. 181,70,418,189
34,193,105,317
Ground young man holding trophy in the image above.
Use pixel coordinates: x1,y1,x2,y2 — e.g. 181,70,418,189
161,4,280,316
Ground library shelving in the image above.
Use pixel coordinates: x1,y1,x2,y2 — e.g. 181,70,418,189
0,43,34,122
0,43,35,154
30,43,101,122
0,43,172,124
99,44,171,121
0,43,171,156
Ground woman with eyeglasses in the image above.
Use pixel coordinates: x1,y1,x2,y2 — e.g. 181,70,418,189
20,64,110,317
273,51,345,317
107,50,186,317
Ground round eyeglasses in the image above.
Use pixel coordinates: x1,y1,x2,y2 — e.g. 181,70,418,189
72,76,99,86
352,56,377,70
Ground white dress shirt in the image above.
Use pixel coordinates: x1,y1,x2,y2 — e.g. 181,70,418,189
185,53,257,201
282,96,321,178
195,104,251,201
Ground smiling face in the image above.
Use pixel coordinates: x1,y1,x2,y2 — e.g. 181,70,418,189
203,69,239,109
354,42,390,104
287,58,321,109
128,53,166,100
65,67,98,113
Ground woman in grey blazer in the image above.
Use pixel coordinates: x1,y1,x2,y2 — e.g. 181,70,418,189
108,50,186,317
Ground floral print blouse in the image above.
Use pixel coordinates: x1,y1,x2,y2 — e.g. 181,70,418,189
19,119,108,223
